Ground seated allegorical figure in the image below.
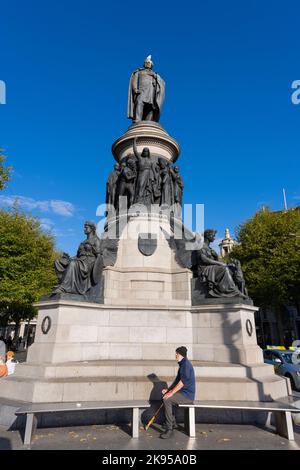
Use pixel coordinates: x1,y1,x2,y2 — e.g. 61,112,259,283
194,229,248,299
52,221,103,296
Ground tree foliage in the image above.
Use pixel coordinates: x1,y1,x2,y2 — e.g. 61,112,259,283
0,208,58,327
231,207,300,309
0,149,12,190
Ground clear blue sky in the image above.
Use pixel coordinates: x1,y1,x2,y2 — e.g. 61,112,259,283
1,0,300,253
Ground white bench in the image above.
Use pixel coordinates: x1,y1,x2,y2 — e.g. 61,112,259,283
15,400,150,445
179,397,300,440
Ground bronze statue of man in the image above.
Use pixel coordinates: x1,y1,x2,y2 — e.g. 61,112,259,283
158,157,172,206
170,165,184,216
118,157,137,208
171,166,184,206
127,55,165,123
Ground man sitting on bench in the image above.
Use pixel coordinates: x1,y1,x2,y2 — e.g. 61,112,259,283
161,346,196,439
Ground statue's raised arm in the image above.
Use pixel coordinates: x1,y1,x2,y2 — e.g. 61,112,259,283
133,137,140,160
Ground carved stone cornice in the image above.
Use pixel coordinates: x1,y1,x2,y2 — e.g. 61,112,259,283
112,121,180,163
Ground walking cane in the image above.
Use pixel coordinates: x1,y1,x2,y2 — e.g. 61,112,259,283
145,391,168,431
145,403,164,430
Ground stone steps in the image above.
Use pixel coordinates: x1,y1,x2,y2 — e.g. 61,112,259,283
0,372,288,403
13,360,275,380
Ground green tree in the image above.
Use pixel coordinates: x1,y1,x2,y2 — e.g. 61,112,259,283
231,207,300,342
0,208,58,344
0,149,12,190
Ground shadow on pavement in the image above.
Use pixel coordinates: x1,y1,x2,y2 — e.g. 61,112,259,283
294,424,300,435
118,423,132,437
0,437,12,450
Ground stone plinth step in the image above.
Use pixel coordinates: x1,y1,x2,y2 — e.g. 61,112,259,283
0,372,288,404
13,360,275,381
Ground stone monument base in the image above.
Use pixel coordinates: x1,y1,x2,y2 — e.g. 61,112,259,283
9,300,270,365
0,299,289,425
0,359,288,404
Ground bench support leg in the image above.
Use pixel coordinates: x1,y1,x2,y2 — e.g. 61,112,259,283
184,407,196,438
132,408,139,438
275,411,294,441
24,413,36,446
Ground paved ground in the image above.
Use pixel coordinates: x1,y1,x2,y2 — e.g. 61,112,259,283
1,421,300,450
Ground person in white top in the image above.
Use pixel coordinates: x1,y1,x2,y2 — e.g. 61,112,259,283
5,351,18,376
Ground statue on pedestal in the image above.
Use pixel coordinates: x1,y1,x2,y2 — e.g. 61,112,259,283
118,157,137,208
158,158,172,206
170,166,184,207
53,221,102,296
133,137,156,204
106,164,120,209
127,55,165,123
50,221,119,302
152,161,162,205
194,229,249,299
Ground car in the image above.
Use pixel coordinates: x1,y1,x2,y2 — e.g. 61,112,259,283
263,348,300,391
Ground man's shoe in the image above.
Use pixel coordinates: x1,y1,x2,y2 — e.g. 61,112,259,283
160,429,173,439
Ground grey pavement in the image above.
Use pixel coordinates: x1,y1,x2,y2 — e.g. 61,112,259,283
0,422,300,450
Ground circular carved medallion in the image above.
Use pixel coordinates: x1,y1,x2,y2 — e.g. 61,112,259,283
41,316,51,335
246,319,253,337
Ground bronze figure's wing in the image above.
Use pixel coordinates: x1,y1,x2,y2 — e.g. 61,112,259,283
92,254,104,285
160,226,201,269
100,233,119,267
92,228,119,284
